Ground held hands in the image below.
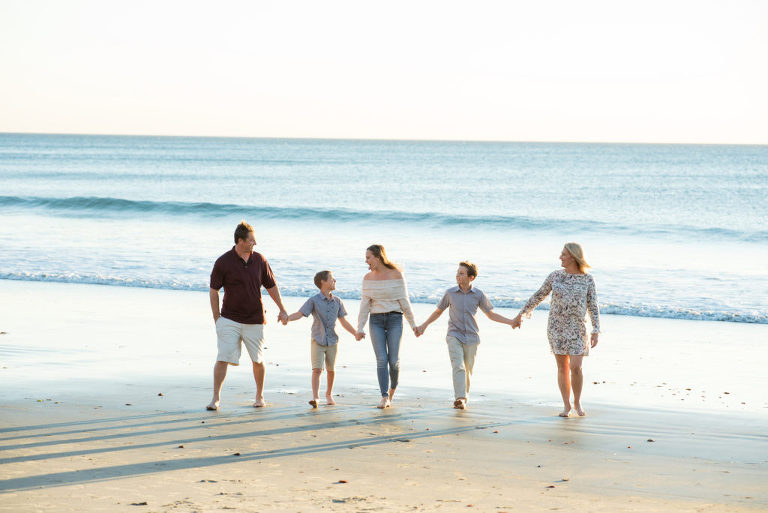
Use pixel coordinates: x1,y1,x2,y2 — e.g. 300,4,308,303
510,315,522,329
413,325,425,337
278,310,288,325
590,332,599,348
355,331,366,341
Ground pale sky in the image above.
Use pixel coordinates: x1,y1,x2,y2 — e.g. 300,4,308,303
1,0,767,144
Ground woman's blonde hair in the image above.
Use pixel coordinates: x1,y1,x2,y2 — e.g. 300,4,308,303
564,242,590,273
367,244,400,271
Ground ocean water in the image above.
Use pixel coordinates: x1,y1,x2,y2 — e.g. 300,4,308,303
1,133,767,324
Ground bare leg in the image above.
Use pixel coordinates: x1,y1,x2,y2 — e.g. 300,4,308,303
325,370,336,405
555,354,572,417
308,368,321,407
207,361,229,410
252,360,266,407
570,355,585,416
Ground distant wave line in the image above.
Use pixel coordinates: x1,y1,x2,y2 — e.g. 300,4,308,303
1,272,764,324
1,195,766,242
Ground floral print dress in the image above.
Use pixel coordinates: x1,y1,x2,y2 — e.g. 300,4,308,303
519,270,600,356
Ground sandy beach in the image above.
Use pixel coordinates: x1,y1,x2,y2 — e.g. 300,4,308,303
1,280,767,512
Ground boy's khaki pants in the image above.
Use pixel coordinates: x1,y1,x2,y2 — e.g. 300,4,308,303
446,336,478,400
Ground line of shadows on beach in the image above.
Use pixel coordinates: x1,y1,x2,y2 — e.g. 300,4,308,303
0,418,508,493
0,406,464,463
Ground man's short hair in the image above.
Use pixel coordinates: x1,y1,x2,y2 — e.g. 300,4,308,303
459,261,478,278
314,270,332,289
234,221,255,244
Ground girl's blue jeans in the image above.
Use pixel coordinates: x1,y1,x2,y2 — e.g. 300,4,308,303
369,312,403,397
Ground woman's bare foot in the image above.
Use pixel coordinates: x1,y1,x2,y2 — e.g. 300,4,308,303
308,399,318,408
205,400,220,411
253,397,266,408
574,405,586,416
453,398,466,409
377,396,391,409
325,395,336,406
558,408,572,417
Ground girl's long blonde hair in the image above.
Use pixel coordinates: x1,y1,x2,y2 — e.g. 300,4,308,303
367,244,400,271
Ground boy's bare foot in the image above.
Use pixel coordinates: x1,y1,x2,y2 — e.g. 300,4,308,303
205,400,219,411
253,397,266,408
308,399,318,408
453,398,466,409
558,408,572,417
377,397,391,409
325,395,336,406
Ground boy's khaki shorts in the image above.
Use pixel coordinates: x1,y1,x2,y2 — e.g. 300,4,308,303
311,340,338,371
215,316,265,364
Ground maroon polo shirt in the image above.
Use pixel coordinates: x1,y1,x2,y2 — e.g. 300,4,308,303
210,248,277,324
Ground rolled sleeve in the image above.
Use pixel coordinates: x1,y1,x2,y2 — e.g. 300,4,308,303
436,292,450,311
299,298,314,317
478,291,494,313
338,299,348,318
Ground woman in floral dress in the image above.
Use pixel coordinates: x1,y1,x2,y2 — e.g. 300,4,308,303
512,243,600,417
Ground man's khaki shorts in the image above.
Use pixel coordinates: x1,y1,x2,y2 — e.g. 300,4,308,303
310,340,338,371
216,316,265,364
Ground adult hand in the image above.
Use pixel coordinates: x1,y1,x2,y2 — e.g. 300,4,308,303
278,310,288,325
590,332,599,348
413,326,421,337
355,331,365,341
213,313,220,324
511,315,522,329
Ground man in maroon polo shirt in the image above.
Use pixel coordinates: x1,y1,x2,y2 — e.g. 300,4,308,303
206,221,288,410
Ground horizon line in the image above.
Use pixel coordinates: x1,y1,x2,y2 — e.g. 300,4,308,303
1,130,766,147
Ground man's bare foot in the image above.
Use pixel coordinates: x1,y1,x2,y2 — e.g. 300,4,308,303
574,405,586,416
325,395,336,406
308,399,318,408
377,396,391,409
558,408,572,417
453,398,466,409
253,397,266,408
206,400,220,411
